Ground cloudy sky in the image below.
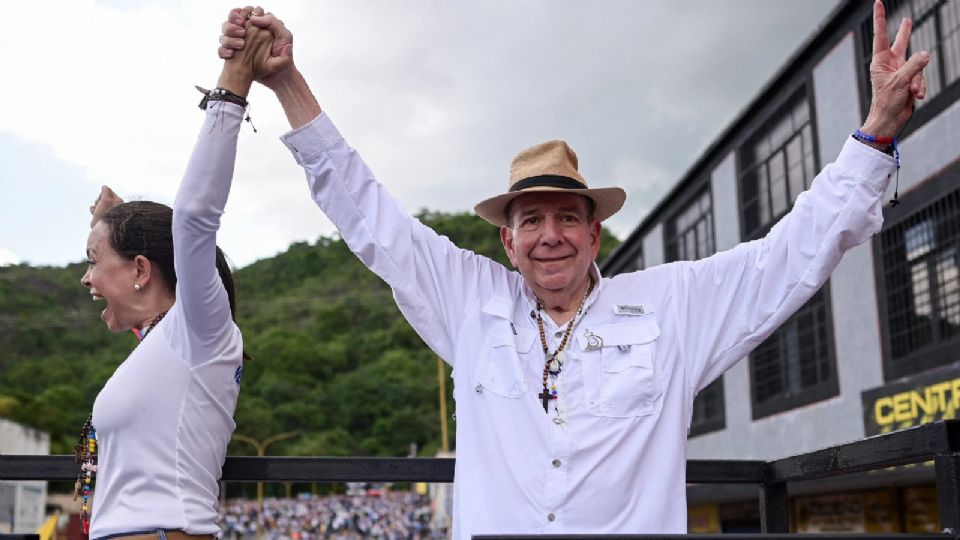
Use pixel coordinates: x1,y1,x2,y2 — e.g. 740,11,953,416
0,0,840,269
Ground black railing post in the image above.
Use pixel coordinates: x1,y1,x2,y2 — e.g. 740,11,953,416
935,453,960,534
759,481,789,533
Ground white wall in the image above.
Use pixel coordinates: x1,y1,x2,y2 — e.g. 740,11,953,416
641,223,664,268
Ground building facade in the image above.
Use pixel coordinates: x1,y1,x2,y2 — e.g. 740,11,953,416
601,0,960,533
0,418,50,534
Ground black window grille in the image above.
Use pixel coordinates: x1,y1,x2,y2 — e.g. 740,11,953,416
738,88,818,240
749,287,839,420
665,189,714,263
878,182,960,380
665,187,724,436
858,0,960,133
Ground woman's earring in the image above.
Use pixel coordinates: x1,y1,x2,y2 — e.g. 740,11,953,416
134,283,141,291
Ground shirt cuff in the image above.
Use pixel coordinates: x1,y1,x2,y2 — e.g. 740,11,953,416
202,101,245,131
836,136,897,193
279,112,344,166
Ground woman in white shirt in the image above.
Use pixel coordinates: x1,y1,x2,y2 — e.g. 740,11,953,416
77,10,272,540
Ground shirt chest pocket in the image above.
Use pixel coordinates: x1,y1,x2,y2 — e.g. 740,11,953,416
476,324,536,399
579,319,663,418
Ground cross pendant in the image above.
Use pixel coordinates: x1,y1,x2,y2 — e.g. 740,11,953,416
538,387,555,413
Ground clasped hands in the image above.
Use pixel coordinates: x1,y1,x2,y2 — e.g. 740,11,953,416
218,6,294,93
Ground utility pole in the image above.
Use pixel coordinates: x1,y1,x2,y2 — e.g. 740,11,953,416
437,357,449,452
231,432,299,509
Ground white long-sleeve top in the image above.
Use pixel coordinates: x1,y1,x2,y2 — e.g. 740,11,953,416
280,113,895,538
90,103,245,539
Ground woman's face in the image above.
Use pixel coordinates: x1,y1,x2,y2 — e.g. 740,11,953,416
80,221,140,332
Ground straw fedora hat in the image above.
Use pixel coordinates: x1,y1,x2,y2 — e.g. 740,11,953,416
474,140,626,227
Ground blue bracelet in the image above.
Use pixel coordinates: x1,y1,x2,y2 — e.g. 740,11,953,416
853,129,901,207
852,129,899,169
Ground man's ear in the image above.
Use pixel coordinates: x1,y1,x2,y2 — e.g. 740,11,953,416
501,226,518,268
590,220,602,258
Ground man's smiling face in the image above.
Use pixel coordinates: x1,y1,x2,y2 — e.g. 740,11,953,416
501,191,601,300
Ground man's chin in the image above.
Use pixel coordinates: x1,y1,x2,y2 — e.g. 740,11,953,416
533,277,575,294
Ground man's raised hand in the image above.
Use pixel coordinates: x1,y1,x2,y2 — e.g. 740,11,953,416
863,0,930,138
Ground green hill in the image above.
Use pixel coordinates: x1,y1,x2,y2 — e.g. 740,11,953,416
0,211,618,460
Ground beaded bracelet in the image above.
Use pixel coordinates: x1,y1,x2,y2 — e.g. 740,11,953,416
852,129,901,206
196,85,248,110
852,129,899,167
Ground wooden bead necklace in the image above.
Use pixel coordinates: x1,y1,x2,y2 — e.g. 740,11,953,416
535,277,594,414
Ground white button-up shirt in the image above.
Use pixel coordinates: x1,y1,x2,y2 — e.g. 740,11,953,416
281,113,894,538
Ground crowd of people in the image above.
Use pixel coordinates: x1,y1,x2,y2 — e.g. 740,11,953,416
218,493,440,540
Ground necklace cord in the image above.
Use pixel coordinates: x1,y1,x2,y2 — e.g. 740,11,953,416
535,277,595,413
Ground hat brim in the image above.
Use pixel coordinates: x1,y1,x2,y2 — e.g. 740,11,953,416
474,186,626,227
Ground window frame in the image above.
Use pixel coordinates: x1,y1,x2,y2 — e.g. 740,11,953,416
734,81,840,420
662,182,725,437
873,159,960,382
747,285,841,420
736,85,822,241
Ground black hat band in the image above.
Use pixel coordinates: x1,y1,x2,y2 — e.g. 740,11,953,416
510,175,587,192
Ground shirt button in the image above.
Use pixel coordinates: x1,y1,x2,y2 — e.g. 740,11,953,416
554,331,563,337
552,459,561,468
547,513,556,522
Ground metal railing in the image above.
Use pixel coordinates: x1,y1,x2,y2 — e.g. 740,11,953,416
2,420,959,538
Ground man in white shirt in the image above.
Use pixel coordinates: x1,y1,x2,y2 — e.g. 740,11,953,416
219,2,928,537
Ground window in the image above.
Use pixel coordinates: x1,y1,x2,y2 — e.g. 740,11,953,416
749,288,838,419
603,243,644,276
738,88,818,240
737,85,839,419
665,189,714,263
859,0,960,133
665,187,724,436
634,249,645,273
876,169,960,381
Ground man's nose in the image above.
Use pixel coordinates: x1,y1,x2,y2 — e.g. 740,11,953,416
541,215,563,243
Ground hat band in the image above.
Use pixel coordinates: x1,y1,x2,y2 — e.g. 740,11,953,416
510,175,587,192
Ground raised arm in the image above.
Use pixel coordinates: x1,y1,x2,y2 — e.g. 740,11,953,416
170,12,273,363
677,0,930,394
216,9,508,363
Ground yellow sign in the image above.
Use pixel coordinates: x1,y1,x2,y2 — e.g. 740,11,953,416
874,379,960,427
862,367,960,436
